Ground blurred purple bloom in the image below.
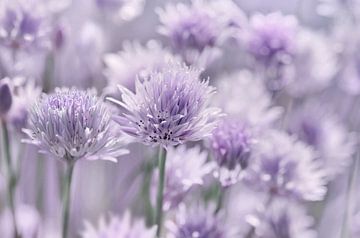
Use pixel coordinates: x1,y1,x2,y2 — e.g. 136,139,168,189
152,145,212,210
157,0,238,67
244,130,327,201
0,79,12,117
247,199,316,238
0,2,51,51
166,204,225,238
104,40,178,93
81,211,156,238
209,118,255,186
289,102,356,180
0,204,40,238
213,70,282,127
108,62,222,148
95,0,145,22
24,88,128,162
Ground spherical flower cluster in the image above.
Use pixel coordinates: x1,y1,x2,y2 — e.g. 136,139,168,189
248,199,316,238
108,62,222,148
104,41,178,93
244,130,327,201
212,70,282,127
166,204,225,238
157,0,230,66
24,88,128,162
288,103,356,180
81,212,156,238
209,118,255,186
152,145,212,210
0,1,51,51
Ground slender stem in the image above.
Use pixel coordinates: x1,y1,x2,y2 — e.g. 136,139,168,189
61,161,75,238
215,186,227,214
1,120,20,238
155,147,167,237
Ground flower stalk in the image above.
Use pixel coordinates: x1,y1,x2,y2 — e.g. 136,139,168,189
61,160,75,238
155,147,167,237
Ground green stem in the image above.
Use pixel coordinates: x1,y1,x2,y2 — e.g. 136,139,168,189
61,161,75,238
142,161,154,226
1,120,20,238
215,186,227,214
155,147,167,237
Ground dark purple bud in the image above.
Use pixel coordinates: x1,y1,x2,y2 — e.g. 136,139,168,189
0,82,12,116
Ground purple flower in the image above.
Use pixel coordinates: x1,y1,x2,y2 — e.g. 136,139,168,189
209,118,255,186
288,102,356,180
166,204,225,238
24,88,128,162
152,145,212,210
0,79,12,117
157,0,235,67
247,199,316,238
104,41,178,93
244,130,327,201
107,62,222,148
0,2,51,51
81,211,156,238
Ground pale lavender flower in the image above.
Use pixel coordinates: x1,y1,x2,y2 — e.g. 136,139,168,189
0,0,51,51
95,0,145,22
285,29,338,97
247,199,316,238
4,77,41,133
0,79,12,117
244,130,327,201
152,145,212,210
108,63,221,148
0,204,40,238
104,40,178,93
81,211,156,238
166,204,225,238
24,88,128,162
157,0,234,67
212,70,282,127
289,102,356,180
209,118,255,186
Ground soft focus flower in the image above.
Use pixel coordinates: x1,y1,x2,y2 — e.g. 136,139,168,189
108,62,221,148
285,29,338,97
289,102,356,180
0,79,12,117
81,211,156,238
24,88,128,162
212,70,282,127
95,0,145,22
166,204,226,238
247,199,316,238
0,0,51,51
4,77,41,133
104,40,178,93
0,204,40,238
152,145,212,210
244,130,327,201
157,0,234,67
209,118,255,186
246,12,298,90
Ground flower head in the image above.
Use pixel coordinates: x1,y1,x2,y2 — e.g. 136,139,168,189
244,130,327,201
166,204,225,238
104,41,178,93
248,199,316,238
24,88,128,162
209,118,255,186
81,211,156,238
152,145,212,210
157,0,233,66
108,62,221,148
